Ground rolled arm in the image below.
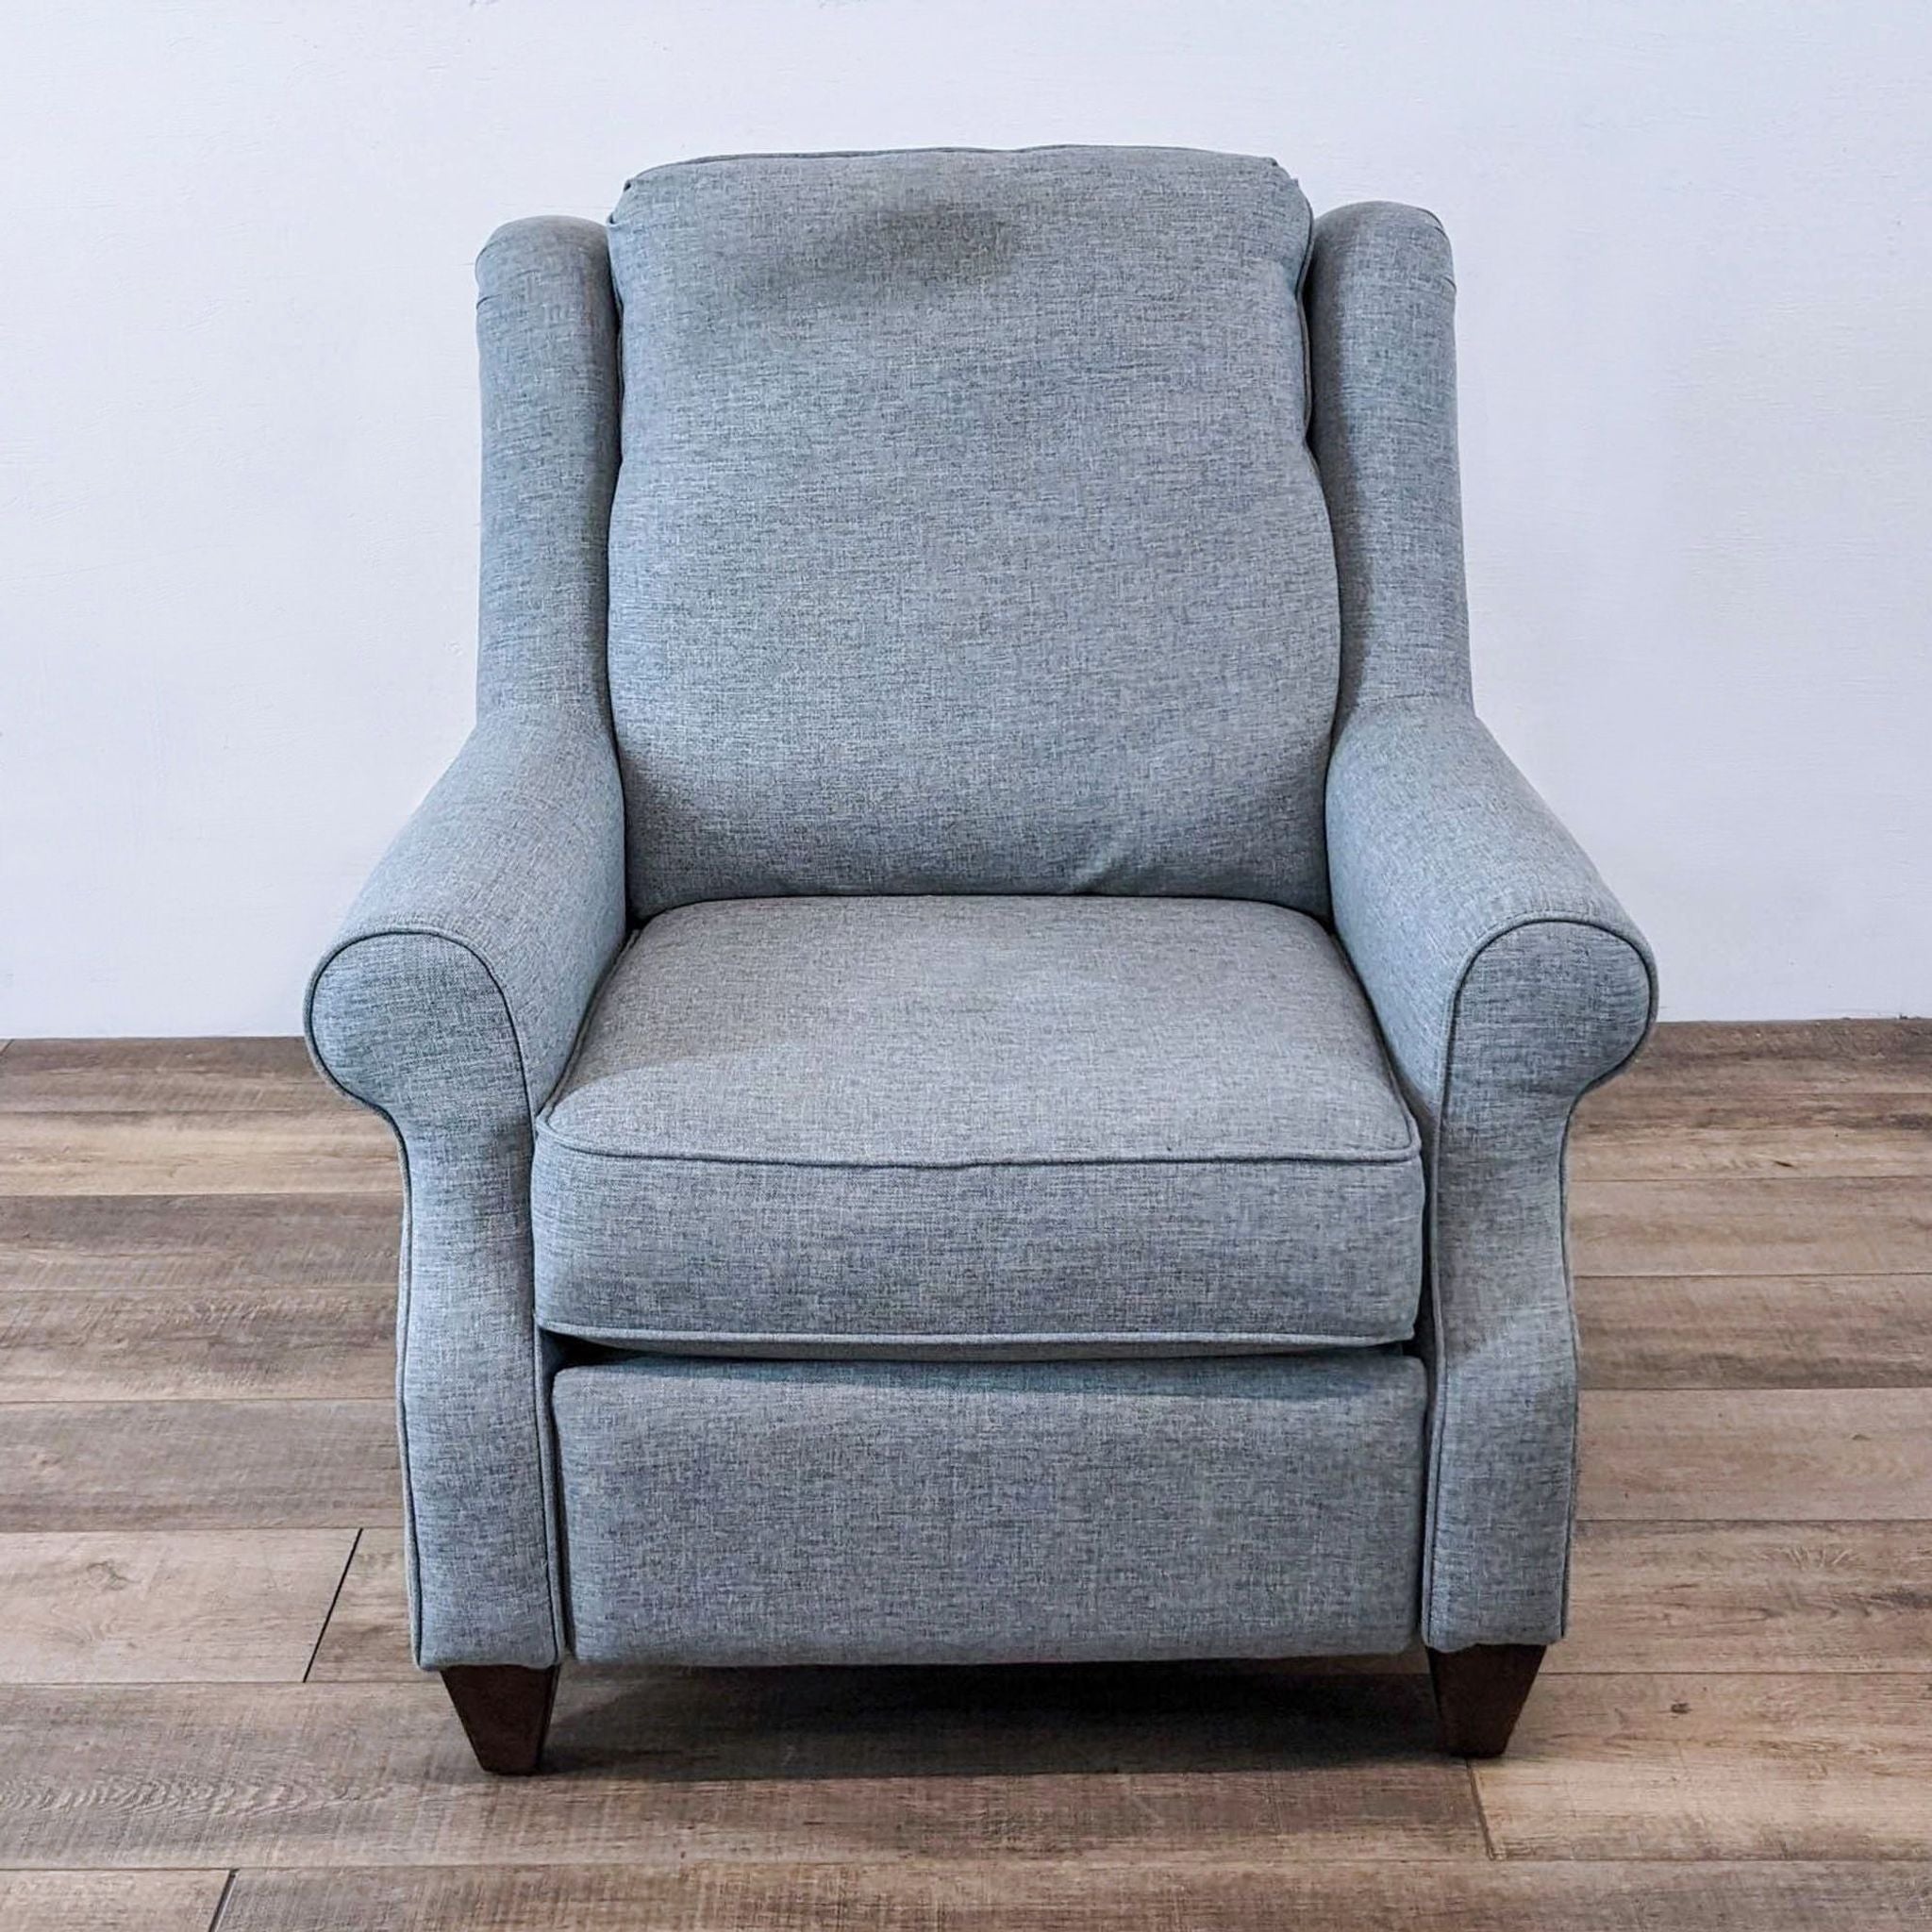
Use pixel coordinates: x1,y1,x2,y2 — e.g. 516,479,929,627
1328,699,1656,1649
301,213,623,1673
1311,198,1655,1648
1328,700,1655,1109
305,716,625,1668
306,715,625,1122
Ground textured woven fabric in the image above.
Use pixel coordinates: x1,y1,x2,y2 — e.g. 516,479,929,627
303,217,625,1669
475,217,621,716
556,1354,1426,1665
604,146,1341,918
1306,202,1472,724
534,895,1423,1352
305,170,1663,1679
1310,204,1657,1649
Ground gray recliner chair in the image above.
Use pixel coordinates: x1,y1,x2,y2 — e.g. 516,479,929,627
307,145,1655,1774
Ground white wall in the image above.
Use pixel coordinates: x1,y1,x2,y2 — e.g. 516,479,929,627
4,1,1928,1031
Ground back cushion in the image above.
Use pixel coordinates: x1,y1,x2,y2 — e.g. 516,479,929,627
606,146,1340,917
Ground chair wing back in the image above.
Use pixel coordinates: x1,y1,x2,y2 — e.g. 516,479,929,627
605,146,1342,918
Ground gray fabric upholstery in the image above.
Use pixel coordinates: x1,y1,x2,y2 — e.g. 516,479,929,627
556,1354,1427,1665
1305,201,1473,724
306,159,1658,1681
534,895,1423,1353
605,147,1341,919
304,216,625,1670
475,217,622,717
1310,204,1657,1650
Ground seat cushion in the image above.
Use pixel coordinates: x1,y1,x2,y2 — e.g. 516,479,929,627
605,147,1341,919
533,896,1422,1355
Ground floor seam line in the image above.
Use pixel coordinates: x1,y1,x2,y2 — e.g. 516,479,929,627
1465,1758,1498,1858
303,1528,361,1683
207,1869,238,1932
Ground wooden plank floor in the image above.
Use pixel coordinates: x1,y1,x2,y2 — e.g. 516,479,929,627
0,1024,1928,1928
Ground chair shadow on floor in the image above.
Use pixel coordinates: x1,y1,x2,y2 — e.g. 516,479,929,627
536,1657,1441,1781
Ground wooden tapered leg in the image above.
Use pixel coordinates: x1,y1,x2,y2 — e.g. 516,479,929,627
441,1663,559,1774
1425,1643,1545,1757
